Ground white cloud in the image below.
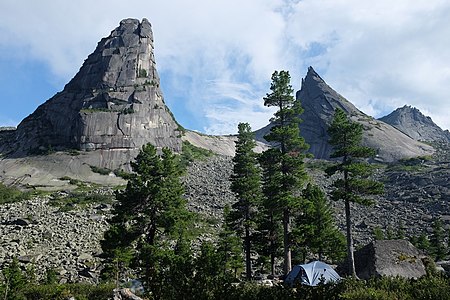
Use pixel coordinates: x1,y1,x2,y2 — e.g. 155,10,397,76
0,0,449,133
286,0,450,129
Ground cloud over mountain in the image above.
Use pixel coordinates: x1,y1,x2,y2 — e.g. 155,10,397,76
1,0,449,133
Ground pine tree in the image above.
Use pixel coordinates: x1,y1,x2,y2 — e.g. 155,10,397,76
101,144,193,294
416,233,431,252
294,183,346,261
257,148,283,276
430,217,446,261
326,108,383,276
261,70,309,275
396,221,406,239
229,122,262,280
220,205,244,279
1,258,27,300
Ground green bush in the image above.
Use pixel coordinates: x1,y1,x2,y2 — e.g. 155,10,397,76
89,165,111,175
179,140,214,169
49,191,113,211
23,283,114,300
0,183,32,204
113,168,132,179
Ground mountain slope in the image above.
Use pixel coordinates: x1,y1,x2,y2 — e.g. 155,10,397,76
255,67,434,162
379,105,450,143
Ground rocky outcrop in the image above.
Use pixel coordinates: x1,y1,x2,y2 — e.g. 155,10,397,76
379,105,450,143
255,67,434,162
13,18,182,155
354,240,426,279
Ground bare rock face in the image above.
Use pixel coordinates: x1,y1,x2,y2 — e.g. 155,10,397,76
354,240,427,279
255,67,434,162
14,18,182,155
379,105,450,143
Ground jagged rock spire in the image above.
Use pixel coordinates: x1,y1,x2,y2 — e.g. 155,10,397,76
14,18,182,155
65,18,157,91
255,66,434,162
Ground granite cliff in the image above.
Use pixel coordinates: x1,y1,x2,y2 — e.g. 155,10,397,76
14,18,182,155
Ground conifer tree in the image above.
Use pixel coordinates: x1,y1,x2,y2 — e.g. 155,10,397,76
294,183,346,261
430,217,446,261
416,233,431,252
257,148,283,276
219,205,244,278
101,143,193,294
261,70,309,275
229,122,262,280
326,108,383,276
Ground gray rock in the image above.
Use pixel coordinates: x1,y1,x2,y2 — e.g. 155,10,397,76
11,18,182,156
354,240,426,279
9,218,32,226
17,256,31,263
379,105,450,143
255,67,434,162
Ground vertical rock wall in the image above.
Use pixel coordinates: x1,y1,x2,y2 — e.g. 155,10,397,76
14,18,182,155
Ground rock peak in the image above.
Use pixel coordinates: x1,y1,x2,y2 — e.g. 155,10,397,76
65,18,157,91
256,68,434,162
12,18,182,156
379,106,450,143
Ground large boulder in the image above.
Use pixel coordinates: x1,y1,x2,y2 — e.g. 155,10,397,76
354,240,427,279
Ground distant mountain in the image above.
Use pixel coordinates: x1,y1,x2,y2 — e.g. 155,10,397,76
379,105,450,143
255,67,434,162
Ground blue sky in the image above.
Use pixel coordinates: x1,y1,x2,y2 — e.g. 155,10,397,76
1,0,449,134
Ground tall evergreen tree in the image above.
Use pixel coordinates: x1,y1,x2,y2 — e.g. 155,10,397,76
261,70,309,275
326,108,383,276
294,183,346,261
101,144,193,295
257,148,283,276
229,122,262,280
219,206,244,279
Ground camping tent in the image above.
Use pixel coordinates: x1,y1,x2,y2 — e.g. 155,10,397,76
284,261,341,287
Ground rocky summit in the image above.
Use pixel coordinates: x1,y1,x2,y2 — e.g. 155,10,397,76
379,105,450,143
255,67,434,162
13,18,182,156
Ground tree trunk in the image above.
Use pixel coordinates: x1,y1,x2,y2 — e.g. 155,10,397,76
245,225,252,280
270,250,275,276
345,198,356,276
283,208,291,276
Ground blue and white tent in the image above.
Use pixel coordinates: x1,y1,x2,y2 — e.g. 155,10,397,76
284,261,341,287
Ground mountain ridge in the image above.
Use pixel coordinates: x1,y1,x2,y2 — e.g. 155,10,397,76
255,67,435,162
0,19,444,189
379,105,450,143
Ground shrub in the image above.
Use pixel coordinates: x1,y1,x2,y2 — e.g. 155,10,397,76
179,140,214,169
49,191,113,211
0,183,32,204
90,165,111,176
113,168,132,179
